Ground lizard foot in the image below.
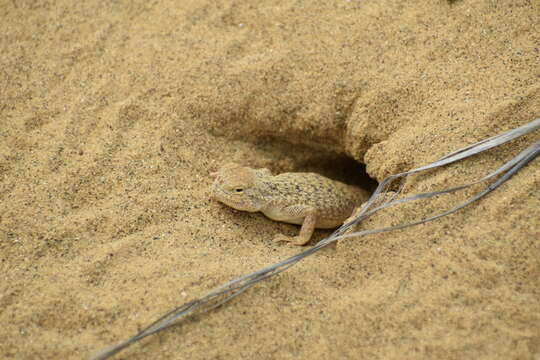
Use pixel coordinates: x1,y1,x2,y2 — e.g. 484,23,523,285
273,234,310,246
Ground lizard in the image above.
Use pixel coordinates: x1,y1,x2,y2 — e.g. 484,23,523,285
210,162,370,245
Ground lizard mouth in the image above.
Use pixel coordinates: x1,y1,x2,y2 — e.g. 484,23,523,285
212,186,259,212
212,187,240,205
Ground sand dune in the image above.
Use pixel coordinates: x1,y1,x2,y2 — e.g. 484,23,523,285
1,1,538,359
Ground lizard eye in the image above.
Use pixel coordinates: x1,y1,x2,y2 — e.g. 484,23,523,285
234,188,243,193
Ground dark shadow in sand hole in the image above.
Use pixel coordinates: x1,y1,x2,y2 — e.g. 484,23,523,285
296,154,378,193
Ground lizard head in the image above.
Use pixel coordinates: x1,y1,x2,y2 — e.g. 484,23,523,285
210,163,269,212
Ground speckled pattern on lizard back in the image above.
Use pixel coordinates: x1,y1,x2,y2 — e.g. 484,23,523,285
211,163,370,245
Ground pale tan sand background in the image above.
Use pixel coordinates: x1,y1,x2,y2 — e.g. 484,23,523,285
1,0,539,359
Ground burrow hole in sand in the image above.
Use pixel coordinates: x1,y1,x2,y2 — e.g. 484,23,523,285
292,154,378,193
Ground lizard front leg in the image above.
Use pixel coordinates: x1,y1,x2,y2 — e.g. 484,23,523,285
273,206,317,246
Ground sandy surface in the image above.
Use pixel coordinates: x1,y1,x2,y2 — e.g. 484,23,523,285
1,0,539,359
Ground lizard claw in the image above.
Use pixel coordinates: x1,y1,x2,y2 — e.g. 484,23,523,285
273,234,293,243
273,234,309,246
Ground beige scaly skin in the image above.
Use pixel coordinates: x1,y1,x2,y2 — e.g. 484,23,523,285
211,163,370,245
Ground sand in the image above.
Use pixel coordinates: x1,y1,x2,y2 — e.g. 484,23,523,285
1,0,539,359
